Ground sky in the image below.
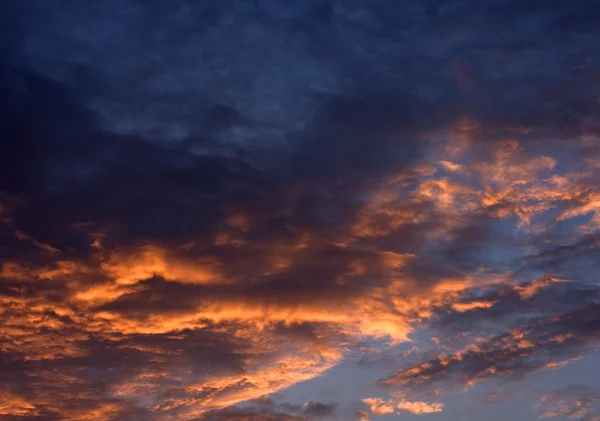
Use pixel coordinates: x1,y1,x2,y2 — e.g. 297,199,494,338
1,0,600,420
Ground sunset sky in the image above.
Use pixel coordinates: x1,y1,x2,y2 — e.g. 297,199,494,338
2,1,600,420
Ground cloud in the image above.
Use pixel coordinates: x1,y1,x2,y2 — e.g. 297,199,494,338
534,385,600,420
354,408,370,421
2,0,600,420
381,303,600,392
302,401,337,418
197,408,307,421
396,400,444,415
361,398,395,416
362,397,443,416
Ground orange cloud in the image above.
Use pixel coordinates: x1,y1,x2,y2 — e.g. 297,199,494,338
361,398,395,415
101,245,223,285
396,400,444,415
0,392,39,417
362,397,444,416
2,114,600,421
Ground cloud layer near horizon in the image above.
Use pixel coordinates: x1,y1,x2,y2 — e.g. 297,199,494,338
2,1,600,420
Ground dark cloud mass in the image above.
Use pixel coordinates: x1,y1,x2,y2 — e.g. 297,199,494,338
1,1,600,420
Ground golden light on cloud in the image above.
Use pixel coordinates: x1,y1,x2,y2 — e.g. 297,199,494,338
2,104,600,420
362,397,444,416
3,3,600,420
396,400,444,414
101,246,223,285
0,392,39,417
361,398,395,415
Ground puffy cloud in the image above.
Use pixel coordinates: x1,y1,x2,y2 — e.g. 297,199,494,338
396,400,444,415
361,398,395,416
362,397,443,416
